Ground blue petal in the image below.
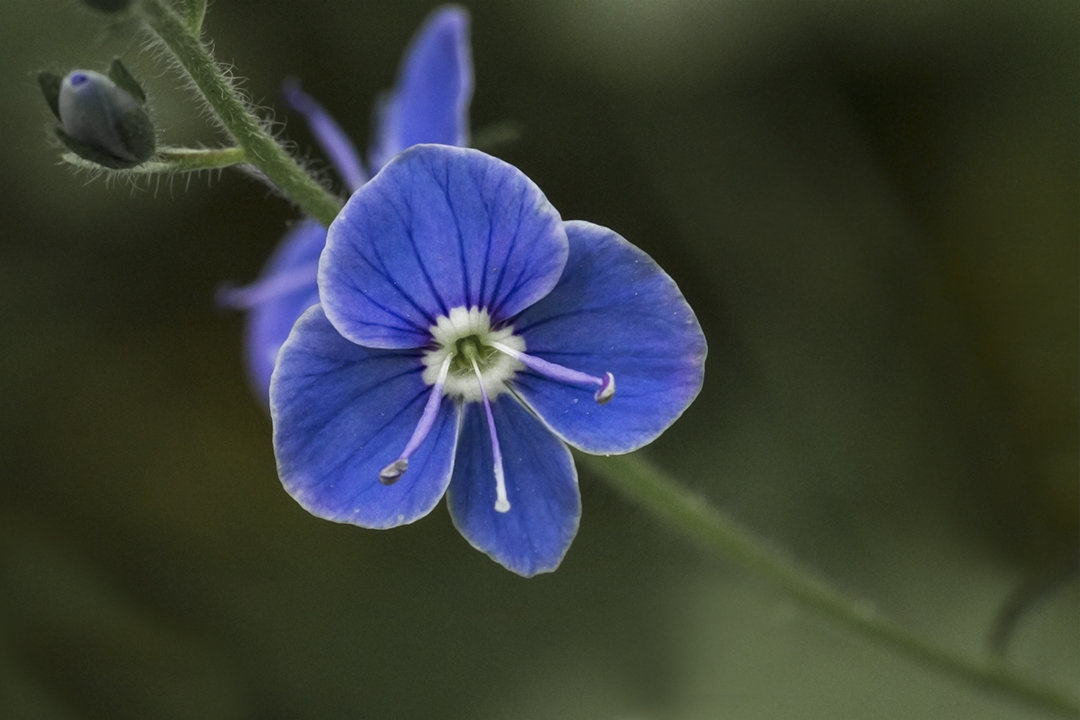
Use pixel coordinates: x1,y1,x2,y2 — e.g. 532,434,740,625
228,220,324,399
321,145,568,349
447,395,580,576
271,306,459,527
369,6,473,172
512,221,707,454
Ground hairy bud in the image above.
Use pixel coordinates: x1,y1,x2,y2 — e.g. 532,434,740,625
39,61,155,169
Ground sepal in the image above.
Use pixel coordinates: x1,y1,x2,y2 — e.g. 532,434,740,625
107,58,147,103
37,72,62,120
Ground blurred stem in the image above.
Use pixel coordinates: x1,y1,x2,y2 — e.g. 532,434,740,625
181,0,206,32
137,0,342,226
580,453,1080,718
990,555,1079,657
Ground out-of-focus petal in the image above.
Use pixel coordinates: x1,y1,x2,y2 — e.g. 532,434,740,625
271,306,459,527
283,79,368,192
512,221,707,454
321,145,567,349
369,6,472,171
219,219,325,398
447,395,580,576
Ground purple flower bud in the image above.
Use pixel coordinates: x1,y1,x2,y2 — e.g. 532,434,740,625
51,69,155,168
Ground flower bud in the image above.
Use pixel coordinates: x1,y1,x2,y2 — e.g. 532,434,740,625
39,63,155,169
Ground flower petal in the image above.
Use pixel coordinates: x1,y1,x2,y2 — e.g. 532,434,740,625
321,145,568,349
512,221,707,454
369,6,473,172
223,219,324,398
271,306,459,527
447,395,580,576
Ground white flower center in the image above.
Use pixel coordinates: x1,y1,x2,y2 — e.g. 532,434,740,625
422,306,525,403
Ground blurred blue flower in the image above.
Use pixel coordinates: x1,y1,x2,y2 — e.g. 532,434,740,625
222,6,472,396
271,144,707,576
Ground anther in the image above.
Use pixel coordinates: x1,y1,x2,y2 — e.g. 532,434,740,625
595,372,615,404
379,459,408,484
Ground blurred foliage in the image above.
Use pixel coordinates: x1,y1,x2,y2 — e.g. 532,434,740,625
1,1,1076,718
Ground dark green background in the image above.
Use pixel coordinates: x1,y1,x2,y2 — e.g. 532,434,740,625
2,1,1076,717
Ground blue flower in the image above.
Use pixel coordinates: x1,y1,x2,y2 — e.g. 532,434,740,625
271,144,707,576
222,6,472,396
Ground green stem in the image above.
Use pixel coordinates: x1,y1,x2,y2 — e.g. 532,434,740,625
137,0,342,226
579,453,1080,718
181,0,206,32
62,146,248,174
155,145,246,169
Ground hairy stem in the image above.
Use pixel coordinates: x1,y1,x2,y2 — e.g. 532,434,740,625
60,145,248,175
137,0,342,226
155,145,246,169
181,0,206,32
580,453,1080,718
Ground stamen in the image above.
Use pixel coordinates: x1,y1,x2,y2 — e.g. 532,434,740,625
470,356,510,513
489,341,616,405
379,355,452,484
217,261,320,309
